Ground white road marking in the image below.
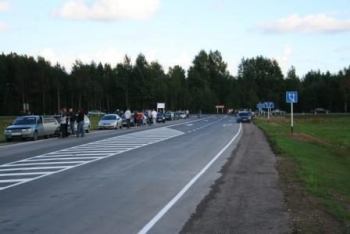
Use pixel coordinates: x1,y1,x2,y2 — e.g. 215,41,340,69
0,179,30,183
0,172,51,176
0,166,71,172
0,127,184,191
138,123,242,234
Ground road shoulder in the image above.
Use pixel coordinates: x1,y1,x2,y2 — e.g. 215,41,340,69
181,123,290,234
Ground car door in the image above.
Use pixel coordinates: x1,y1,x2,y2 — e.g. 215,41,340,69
36,116,45,136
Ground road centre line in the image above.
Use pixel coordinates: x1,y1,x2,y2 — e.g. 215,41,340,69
138,123,242,234
165,117,211,128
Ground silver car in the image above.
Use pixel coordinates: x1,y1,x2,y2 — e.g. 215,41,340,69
98,114,122,129
4,115,60,141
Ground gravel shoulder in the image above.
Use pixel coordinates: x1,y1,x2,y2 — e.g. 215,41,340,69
181,123,290,234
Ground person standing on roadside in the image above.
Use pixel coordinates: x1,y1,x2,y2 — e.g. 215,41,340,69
60,107,68,138
76,109,85,137
147,109,152,125
124,108,131,128
68,108,76,135
152,109,157,125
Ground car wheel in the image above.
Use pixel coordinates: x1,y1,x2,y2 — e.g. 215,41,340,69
5,137,12,142
32,131,38,141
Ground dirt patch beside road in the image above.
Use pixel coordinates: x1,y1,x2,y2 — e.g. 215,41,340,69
181,124,290,234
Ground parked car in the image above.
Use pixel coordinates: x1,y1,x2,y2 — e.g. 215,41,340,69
98,114,122,129
54,114,91,134
179,112,187,119
164,111,174,121
4,115,60,141
312,108,329,114
121,114,135,127
72,115,91,133
156,113,166,123
236,111,252,123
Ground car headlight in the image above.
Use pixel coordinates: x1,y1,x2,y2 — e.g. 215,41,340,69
4,129,11,133
22,128,33,132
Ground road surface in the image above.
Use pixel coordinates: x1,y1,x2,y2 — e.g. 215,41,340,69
0,115,241,234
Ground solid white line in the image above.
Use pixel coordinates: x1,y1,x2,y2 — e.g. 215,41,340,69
0,179,29,183
138,123,242,234
25,157,100,162
5,161,86,166
0,172,51,176
0,166,70,172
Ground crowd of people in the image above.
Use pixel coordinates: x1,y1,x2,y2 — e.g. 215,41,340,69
122,108,158,128
59,108,86,138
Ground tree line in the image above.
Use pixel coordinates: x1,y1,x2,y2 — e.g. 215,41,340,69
0,50,349,115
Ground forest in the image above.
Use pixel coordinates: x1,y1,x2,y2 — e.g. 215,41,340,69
0,50,349,115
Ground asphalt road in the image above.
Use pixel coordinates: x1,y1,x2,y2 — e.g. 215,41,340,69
0,115,242,234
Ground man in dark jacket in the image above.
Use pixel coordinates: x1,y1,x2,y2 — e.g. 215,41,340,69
76,109,85,137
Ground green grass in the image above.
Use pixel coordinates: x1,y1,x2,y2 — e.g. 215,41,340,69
88,115,101,130
0,116,15,142
256,116,350,224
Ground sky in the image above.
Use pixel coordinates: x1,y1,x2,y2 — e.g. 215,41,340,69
0,0,349,77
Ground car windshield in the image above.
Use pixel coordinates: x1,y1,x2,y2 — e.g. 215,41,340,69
239,112,250,117
102,115,116,120
13,117,37,125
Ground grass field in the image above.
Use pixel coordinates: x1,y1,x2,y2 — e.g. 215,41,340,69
0,116,15,142
255,115,350,229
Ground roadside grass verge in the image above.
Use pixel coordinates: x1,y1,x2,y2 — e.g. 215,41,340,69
88,115,101,130
0,116,15,142
255,116,350,232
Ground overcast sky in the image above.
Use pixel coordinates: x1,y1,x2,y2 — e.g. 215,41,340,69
0,0,349,76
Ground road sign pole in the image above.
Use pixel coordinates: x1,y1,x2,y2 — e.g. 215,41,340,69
291,102,294,134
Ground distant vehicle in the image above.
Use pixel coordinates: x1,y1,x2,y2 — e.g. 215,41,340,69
164,111,174,121
4,115,60,141
98,114,122,130
236,111,252,123
173,112,181,120
179,112,187,119
156,113,166,123
88,110,106,115
313,108,329,114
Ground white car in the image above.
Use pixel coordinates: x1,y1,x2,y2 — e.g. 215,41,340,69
98,114,122,129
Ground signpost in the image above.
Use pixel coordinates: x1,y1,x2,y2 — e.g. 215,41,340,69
286,91,298,134
157,103,165,113
215,105,225,114
263,102,274,119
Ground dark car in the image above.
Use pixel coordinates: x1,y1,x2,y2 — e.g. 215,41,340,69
156,113,166,123
164,111,174,121
236,111,252,123
121,113,135,127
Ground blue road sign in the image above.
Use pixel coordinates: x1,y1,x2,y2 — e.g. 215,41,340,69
263,102,275,109
286,91,298,103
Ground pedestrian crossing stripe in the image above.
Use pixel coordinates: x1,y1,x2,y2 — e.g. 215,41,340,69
0,127,184,191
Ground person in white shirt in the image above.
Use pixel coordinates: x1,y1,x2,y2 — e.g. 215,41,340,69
124,108,131,128
151,109,157,124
